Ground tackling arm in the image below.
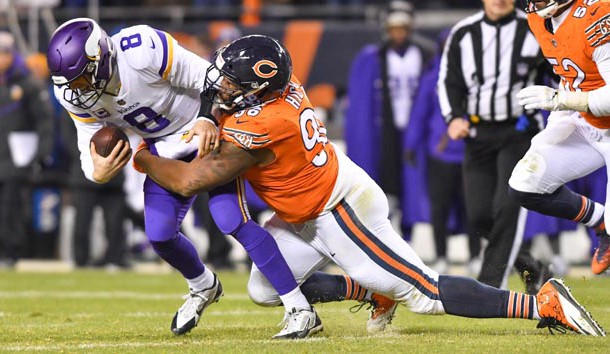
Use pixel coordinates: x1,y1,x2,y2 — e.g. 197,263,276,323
135,141,259,196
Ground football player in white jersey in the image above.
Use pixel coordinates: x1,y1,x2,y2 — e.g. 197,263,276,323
46,18,318,338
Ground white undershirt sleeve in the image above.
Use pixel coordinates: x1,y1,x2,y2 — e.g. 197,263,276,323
73,119,105,182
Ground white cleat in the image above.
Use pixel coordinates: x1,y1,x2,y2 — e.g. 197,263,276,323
171,274,223,335
272,306,323,339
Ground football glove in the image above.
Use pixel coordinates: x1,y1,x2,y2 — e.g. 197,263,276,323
517,85,589,112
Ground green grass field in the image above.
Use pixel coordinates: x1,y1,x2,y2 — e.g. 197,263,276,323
1,269,609,353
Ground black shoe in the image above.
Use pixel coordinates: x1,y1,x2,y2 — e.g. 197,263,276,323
523,262,553,295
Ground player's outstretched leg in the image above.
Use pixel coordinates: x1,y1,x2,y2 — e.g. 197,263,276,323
536,278,605,336
272,306,323,339
438,275,605,336
171,272,224,335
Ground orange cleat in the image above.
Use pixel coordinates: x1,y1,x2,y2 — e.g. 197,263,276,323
536,278,605,336
367,293,398,334
591,234,610,275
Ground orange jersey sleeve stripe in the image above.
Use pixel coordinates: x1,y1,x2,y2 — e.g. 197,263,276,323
222,127,271,149
333,201,440,299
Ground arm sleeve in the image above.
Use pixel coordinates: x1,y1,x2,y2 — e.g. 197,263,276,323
166,38,211,92
222,119,272,151
437,28,468,122
587,42,610,117
73,118,104,182
53,86,104,181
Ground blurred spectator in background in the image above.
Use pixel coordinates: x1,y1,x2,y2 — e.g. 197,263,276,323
404,29,480,276
215,25,242,49
60,116,129,270
345,1,431,240
24,52,68,260
0,30,55,268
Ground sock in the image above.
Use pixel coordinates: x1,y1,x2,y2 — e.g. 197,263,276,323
510,186,602,225
187,267,215,292
573,197,604,228
300,272,369,303
150,232,205,279
233,220,298,295
342,275,370,301
279,287,310,311
438,275,537,319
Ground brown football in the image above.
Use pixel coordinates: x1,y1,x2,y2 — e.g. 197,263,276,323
90,124,130,157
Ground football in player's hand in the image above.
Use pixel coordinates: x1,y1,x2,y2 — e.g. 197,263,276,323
90,124,130,157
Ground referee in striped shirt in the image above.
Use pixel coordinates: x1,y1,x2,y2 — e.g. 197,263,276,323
438,0,549,292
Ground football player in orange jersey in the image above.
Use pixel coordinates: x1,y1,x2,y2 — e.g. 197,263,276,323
135,35,605,336
510,0,610,275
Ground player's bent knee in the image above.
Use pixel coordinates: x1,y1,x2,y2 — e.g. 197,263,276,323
214,215,245,235
508,151,547,194
508,186,543,209
247,275,282,307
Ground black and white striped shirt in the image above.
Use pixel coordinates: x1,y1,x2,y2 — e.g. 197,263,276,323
438,10,544,123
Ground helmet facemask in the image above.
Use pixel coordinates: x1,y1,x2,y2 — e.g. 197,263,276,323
204,54,272,113
524,0,574,19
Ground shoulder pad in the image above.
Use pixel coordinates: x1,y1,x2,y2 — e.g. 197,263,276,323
113,25,174,77
585,2,610,48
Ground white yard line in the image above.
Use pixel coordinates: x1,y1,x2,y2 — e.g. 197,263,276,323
0,291,250,300
3,336,333,352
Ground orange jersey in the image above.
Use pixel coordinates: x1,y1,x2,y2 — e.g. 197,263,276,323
528,0,610,128
221,76,339,223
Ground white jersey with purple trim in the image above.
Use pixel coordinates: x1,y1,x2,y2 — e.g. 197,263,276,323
54,25,210,181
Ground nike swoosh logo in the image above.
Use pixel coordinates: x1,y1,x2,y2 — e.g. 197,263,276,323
150,37,156,49
235,120,249,124
591,7,599,16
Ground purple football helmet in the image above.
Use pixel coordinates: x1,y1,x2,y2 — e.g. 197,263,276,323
47,18,115,109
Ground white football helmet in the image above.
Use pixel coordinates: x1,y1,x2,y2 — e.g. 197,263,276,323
524,0,575,19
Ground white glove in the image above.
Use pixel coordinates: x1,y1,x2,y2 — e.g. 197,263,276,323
517,85,589,112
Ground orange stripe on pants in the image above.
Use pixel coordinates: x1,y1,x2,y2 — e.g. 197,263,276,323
335,204,439,296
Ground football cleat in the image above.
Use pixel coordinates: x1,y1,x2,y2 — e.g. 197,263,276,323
591,233,610,275
171,274,223,335
272,306,323,339
536,278,605,336
367,293,398,334
351,293,398,334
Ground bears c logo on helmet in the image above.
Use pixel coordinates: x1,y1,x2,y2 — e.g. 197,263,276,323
252,60,278,79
